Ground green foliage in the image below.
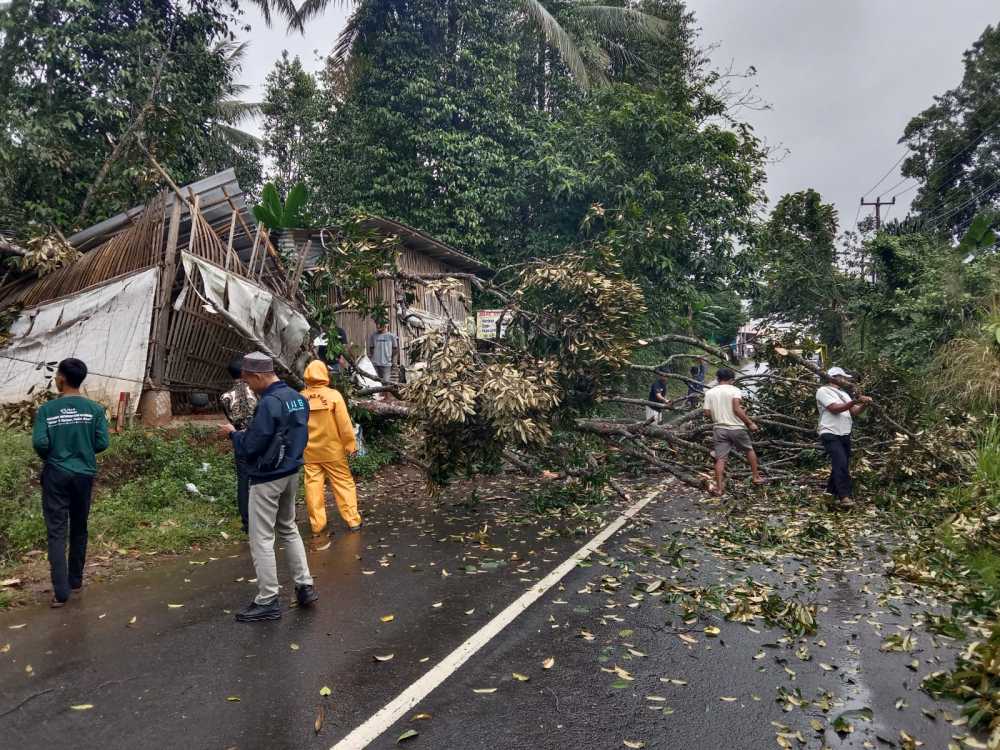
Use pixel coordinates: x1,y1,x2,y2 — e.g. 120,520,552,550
252,182,310,229
0,429,45,568
261,51,318,196
922,624,1000,743
0,0,257,231
301,0,766,325
305,0,533,260
348,443,396,479
900,23,1000,235
751,189,847,348
956,209,1000,257
537,84,766,315
0,426,241,570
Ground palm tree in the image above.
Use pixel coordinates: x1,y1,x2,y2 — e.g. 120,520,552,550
250,0,670,90
207,40,262,158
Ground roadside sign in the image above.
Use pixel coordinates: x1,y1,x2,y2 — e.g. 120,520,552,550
476,310,511,340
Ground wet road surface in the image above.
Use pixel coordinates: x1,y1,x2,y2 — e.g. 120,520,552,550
0,476,976,750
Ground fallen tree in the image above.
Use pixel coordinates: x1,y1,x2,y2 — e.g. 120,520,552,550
304,230,973,499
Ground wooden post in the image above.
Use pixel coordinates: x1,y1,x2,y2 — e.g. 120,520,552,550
225,210,237,272
258,228,271,284
288,239,311,298
247,223,263,278
187,193,200,253
151,199,182,384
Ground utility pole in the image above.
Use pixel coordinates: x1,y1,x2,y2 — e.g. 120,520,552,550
860,196,895,230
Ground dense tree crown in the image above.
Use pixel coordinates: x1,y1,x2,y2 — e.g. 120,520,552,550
261,51,317,196
293,0,765,329
0,0,257,231
752,190,844,348
900,22,1000,236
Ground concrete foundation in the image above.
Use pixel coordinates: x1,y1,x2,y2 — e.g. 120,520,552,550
139,388,172,427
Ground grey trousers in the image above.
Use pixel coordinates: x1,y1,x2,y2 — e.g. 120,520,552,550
248,472,313,604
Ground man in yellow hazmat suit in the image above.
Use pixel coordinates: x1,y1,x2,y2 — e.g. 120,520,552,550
301,360,362,534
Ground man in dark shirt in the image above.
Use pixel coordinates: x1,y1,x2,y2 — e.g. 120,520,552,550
221,352,317,622
646,373,668,424
686,359,707,408
31,358,110,607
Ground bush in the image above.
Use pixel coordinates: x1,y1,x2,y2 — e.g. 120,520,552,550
0,426,242,570
349,443,396,479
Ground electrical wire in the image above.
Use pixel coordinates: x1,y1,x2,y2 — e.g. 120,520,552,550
861,152,908,198
0,352,148,386
883,104,1000,199
919,174,1000,232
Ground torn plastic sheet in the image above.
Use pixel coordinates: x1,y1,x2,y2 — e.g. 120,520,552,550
179,253,310,377
0,267,159,411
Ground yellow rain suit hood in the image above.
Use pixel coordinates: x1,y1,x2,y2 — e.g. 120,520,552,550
300,359,362,533
301,360,356,461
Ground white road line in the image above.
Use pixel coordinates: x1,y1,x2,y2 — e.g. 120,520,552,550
331,488,663,750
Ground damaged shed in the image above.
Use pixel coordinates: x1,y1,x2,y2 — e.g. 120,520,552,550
0,170,310,422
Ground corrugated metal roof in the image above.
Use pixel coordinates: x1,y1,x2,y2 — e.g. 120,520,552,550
67,168,493,278
68,169,256,257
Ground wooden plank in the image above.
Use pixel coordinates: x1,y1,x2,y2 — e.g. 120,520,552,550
151,199,182,384
187,193,200,253
224,210,237,272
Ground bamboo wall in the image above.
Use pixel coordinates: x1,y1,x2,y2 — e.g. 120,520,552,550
334,248,473,369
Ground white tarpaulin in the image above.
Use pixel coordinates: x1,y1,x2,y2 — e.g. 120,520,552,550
179,253,310,374
0,267,159,411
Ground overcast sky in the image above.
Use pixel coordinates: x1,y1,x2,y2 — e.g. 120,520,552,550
237,2,999,231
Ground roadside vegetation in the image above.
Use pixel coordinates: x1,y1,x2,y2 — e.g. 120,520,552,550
0,426,242,607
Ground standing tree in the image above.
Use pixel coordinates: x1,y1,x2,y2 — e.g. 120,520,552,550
303,0,534,257
899,23,1000,236
261,51,319,197
0,0,259,231
752,189,846,349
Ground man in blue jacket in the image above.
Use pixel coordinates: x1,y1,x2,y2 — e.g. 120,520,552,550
221,352,317,622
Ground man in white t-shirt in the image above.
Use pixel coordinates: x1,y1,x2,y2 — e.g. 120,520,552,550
703,367,764,496
816,367,872,508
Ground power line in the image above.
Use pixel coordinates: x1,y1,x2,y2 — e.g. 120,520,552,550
861,152,908,197
920,174,1000,232
0,352,147,386
883,104,1000,199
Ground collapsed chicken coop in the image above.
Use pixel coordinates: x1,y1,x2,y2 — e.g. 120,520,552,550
0,169,311,425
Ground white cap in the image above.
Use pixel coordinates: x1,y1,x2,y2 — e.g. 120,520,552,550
827,366,852,379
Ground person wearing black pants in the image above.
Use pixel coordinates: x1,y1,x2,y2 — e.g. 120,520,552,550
820,433,852,499
31,359,110,607
41,466,94,602
815,367,872,509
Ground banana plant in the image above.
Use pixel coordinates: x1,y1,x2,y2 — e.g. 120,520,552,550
252,182,310,230
956,209,999,258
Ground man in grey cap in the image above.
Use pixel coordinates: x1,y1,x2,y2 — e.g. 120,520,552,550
816,366,872,509
221,352,318,621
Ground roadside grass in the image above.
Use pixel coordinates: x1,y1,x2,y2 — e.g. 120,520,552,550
349,443,396,479
0,425,242,605
935,419,1000,611
882,421,1000,740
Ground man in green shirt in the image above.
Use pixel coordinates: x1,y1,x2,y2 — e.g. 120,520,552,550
31,358,110,607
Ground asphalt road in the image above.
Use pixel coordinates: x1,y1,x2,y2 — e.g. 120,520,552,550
0,476,976,750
